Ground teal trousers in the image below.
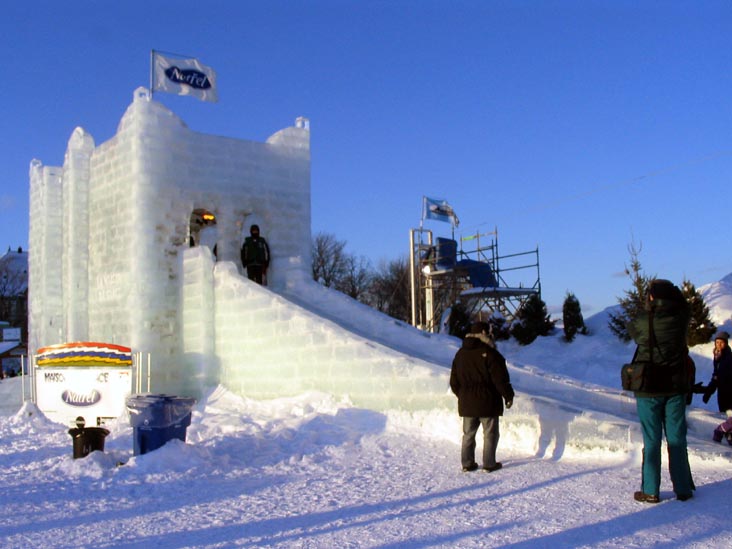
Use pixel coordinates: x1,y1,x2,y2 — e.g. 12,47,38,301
636,394,695,497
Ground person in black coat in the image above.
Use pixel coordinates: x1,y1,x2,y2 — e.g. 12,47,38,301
450,321,515,472
240,224,270,285
704,331,732,413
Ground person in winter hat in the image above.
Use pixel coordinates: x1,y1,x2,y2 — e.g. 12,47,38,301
627,279,695,503
240,224,270,285
450,321,515,473
703,331,732,412
712,409,732,444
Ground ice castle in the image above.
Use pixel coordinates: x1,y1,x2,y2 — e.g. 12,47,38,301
29,88,453,410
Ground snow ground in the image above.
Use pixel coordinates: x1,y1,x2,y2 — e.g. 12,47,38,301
1,288,732,548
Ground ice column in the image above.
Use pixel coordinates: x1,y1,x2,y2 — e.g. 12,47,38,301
181,246,217,396
62,128,95,341
28,161,65,352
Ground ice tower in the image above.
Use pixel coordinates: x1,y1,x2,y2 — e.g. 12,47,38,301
29,88,453,409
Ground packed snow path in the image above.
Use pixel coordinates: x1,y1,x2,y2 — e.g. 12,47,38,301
0,382,731,548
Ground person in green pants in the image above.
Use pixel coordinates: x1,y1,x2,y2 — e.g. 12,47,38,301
627,279,695,503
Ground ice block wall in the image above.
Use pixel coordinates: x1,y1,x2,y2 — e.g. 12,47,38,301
86,104,139,351
212,261,453,410
181,246,217,395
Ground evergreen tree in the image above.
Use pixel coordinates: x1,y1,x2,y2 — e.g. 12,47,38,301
562,292,587,342
682,279,716,347
608,243,653,342
511,293,555,345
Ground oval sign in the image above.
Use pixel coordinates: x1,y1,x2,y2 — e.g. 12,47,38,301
61,389,102,407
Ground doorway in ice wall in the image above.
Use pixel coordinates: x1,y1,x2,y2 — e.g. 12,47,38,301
189,209,219,258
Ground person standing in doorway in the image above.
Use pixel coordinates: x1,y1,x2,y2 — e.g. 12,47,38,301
450,321,514,473
241,224,270,285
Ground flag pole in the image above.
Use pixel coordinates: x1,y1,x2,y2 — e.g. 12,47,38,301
420,196,425,229
150,49,155,99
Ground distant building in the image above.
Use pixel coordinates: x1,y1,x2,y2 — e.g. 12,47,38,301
0,248,27,376
0,247,28,341
0,339,25,377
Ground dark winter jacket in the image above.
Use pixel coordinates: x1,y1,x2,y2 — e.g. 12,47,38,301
707,345,732,412
627,297,690,397
241,236,270,268
450,334,515,418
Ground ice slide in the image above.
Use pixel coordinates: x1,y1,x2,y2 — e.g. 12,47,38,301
258,269,727,457
185,251,634,455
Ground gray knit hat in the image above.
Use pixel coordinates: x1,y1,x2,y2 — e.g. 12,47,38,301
715,331,730,342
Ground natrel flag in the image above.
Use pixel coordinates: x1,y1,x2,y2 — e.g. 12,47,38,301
422,196,460,227
152,50,218,102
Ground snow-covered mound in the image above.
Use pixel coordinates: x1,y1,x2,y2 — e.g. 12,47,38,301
700,273,732,332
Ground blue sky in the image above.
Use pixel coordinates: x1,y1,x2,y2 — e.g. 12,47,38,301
2,1,731,315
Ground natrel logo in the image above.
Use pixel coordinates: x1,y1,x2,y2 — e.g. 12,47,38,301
164,66,212,90
61,389,102,407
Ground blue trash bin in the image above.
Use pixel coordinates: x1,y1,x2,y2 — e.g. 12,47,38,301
126,394,196,455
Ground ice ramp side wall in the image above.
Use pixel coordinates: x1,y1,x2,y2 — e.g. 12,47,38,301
278,275,462,369
211,262,454,411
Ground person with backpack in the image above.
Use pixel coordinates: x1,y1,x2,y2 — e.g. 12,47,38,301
703,331,732,413
627,279,695,503
240,224,270,285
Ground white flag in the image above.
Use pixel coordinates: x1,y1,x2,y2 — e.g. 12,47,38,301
152,51,218,103
422,196,459,227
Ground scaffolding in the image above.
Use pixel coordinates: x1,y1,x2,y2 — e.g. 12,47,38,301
409,227,541,333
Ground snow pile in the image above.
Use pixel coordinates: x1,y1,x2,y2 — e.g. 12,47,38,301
0,376,730,548
700,274,732,332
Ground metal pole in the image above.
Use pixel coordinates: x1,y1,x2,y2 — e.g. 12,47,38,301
535,246,542,297
409,229,417,327
20,354,25,402
494,226,499,282
136,352,141,393
425,276,434,332
31,354,35,402
147,353,151,392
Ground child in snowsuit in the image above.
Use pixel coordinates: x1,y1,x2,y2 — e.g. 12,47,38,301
713,410,732,445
